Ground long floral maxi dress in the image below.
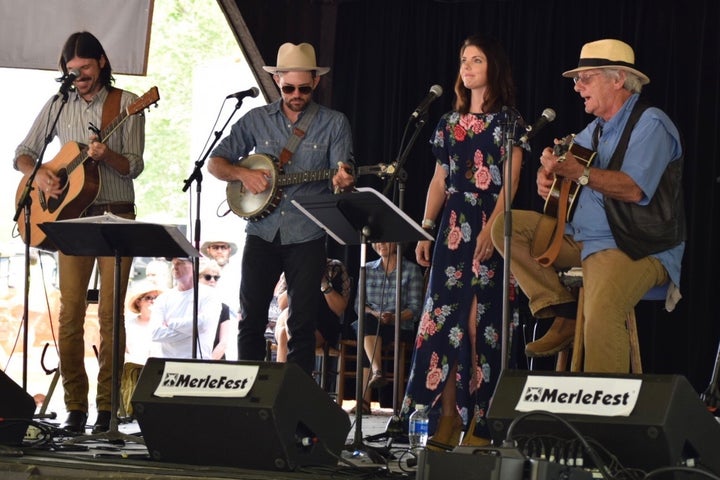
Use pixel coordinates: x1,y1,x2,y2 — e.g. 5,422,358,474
401,111,521,439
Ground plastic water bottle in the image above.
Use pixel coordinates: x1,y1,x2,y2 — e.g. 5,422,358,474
408,404,429,449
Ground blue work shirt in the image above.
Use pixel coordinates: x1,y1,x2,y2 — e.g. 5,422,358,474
211,99,354,244
568,94,684,287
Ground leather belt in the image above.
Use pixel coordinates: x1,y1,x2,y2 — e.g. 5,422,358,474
84,202,135,217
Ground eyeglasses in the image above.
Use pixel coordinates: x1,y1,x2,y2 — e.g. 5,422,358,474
281,85,313,95
208,244,230,250
573,72,601,85
142,295,158,302
202,274,221,281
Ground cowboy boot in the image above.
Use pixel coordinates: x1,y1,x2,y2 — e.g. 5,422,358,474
525,316,576,357
426,413,463,451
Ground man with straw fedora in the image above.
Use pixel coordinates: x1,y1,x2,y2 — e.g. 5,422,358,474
491,39,685,373
208,42,355,375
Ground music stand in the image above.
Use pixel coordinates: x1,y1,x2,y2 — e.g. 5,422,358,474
39,214,197,445
292,187,432,460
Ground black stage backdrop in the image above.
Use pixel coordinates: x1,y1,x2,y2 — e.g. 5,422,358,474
220,0,719,393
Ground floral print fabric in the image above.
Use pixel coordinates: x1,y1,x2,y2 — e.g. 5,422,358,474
401,111,520,438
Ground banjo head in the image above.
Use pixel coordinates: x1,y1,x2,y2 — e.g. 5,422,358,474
226,153,280,220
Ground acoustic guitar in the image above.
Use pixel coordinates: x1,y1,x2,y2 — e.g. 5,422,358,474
15,87,160,251
225,153,392,221
533,135,597,267
543,134,596,221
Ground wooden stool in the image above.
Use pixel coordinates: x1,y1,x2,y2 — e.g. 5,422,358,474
555,268,667,373
336,339,409,407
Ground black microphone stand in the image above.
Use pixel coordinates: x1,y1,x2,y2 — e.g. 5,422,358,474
13,94,68,391
182,96,247,358
364,110,428,448
499,108,520,371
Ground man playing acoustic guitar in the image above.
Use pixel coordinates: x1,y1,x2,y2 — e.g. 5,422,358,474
208,42,354,376
14,31,146,433
491,39,685,373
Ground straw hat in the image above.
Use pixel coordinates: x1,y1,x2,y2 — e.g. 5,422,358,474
262,42,330,76
562,39,650,85
200,240,238,257
126,281,163,314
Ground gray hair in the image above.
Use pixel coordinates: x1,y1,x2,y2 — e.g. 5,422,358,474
604,68,643,94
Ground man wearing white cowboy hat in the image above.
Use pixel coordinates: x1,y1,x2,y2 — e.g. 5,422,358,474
208,42,354,375
492,38,685,373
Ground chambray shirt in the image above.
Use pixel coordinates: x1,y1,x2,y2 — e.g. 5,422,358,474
14,87,145,204
568,94,684,287
211,99,354,245
355,257,424,332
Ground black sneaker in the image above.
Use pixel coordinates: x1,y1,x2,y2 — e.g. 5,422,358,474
62,410,88,433
92,410,111,433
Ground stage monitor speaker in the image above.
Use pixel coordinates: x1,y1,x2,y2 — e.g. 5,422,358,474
0,370,35,445
132,358,351,471
487,370,720,477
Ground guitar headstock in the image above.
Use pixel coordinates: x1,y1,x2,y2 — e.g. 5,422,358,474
127,86,160,115
552,134,576,156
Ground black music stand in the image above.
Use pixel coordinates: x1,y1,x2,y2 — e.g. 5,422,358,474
292,187,432,461
39,214,197,445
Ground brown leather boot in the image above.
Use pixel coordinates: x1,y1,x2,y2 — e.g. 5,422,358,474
525,316,576,357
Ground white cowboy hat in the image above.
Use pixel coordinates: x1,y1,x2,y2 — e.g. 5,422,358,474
200,240,238,257
126,281,163,314
562,39,650,85
262,42,330,76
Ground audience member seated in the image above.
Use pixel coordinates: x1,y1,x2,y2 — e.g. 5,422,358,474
150,257,222,359
200,238,241,318
144,257,173,288
274,258,351,362
351,242,423,414
120,281,162,417
198,259,236,360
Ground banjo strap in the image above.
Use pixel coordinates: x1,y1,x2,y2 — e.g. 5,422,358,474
278,101,319,167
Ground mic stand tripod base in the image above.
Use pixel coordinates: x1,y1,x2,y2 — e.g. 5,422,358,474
363,414,407,446
342,437,392,465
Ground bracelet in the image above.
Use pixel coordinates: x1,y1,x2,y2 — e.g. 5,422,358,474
321,284,333,294
421,218,436,230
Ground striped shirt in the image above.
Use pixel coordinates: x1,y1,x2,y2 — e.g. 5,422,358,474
14,86,145,204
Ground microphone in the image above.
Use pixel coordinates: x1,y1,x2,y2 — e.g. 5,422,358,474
226,87,260,100
410,84,443,118
519,108,556,143
56,69,80,97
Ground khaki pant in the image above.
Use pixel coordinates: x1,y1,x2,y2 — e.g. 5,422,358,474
57,227,133,412
491,210,668,372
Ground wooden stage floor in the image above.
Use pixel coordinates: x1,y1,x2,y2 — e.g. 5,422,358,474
0,402,417,480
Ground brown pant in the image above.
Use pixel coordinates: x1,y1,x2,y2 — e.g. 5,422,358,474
57,213,134,412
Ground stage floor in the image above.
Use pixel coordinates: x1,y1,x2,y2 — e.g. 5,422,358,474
0,402,416,480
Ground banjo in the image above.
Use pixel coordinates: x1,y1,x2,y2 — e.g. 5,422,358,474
226,153,391,221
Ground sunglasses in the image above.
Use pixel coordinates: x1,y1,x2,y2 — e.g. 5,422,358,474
281,85,313,95
208,244,230,250
202,274,221,281
142,295,158,302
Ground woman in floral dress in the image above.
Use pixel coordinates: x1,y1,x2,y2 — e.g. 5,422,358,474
401,34,526,447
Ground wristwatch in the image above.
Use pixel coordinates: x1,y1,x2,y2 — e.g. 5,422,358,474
577,165,591,186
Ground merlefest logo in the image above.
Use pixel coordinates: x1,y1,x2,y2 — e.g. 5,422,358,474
523,385,631,406
161,371,250,390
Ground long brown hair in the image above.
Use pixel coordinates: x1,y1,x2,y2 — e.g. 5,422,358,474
454,34,516,115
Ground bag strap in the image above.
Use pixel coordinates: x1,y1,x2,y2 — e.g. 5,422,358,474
101,87,122,130
278,102,319,167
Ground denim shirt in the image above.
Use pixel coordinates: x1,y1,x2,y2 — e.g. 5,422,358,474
568,94,684,287
211,99,354,244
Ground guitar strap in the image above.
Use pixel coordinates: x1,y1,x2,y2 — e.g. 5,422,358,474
278,101,319,167
102,87,122,131
531,179,572,267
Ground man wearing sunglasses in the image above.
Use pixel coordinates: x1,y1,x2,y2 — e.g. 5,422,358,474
208,42,354,376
